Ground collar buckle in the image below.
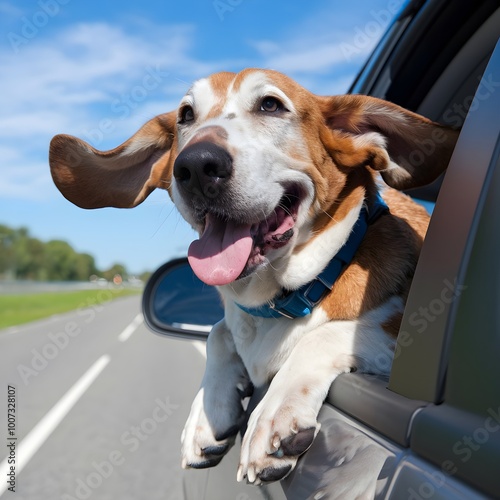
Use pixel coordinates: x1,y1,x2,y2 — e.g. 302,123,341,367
268,301,295,320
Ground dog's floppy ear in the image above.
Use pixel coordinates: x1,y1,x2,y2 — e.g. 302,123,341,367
49,111,177,209
317,95,459,190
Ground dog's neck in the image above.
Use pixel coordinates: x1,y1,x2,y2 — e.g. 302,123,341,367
218,187,384,311
234,193,389,318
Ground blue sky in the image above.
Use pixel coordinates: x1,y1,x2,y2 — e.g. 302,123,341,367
0,0,406,275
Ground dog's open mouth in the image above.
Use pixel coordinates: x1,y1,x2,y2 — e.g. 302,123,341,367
188,186,301,286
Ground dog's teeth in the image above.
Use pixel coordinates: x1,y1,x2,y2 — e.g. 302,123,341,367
236,382,244,393
195,445,202,456
236,464,244,482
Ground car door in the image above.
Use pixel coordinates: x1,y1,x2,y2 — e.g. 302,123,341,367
281,35,500,500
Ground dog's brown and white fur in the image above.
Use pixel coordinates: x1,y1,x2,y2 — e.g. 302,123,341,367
49,69,458,485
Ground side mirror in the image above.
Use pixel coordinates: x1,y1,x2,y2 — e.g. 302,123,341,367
142,257,224,341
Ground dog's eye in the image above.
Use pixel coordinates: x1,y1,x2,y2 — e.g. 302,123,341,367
260,96,284,113
179,106,195,124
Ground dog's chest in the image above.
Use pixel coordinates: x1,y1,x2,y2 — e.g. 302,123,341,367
224,303,329,386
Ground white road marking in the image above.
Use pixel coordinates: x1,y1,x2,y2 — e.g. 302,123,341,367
0,355,110,497
118,313,143,342
191,341,207,358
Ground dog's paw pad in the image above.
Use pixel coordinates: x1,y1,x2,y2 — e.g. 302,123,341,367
280,426,316,456
259,464,292,482
183,455,224,470
238,392,322,483
182,430,237,470
237,459,294,484
182,386,246,470
201,443,230,457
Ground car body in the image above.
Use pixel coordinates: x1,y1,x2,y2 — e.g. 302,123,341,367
143,0,500,498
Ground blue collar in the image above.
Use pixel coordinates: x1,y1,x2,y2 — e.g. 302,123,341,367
236,192,389,319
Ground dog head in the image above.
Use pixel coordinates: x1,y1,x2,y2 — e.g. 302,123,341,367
49,69,458,287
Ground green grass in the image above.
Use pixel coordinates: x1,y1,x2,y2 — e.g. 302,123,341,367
0,288,141,330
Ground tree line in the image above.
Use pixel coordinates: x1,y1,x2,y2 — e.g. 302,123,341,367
0,224,137,282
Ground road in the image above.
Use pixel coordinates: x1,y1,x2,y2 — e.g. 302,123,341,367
0,295,273,500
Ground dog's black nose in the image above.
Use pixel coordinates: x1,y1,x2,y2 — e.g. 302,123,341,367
174,142,233,197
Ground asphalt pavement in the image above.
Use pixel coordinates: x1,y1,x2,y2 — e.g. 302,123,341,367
0,295,275,500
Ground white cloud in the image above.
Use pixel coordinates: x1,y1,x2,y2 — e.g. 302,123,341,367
0,110,75,140
247,0,395,89
248,22,378,80
0,159,55,201
0,20,217,200
258,41,365,74
0,6,391,202
1,22,197,112
0,147,54,202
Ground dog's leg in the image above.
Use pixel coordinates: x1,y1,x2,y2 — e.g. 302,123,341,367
237,314,396,484
181,320,252,469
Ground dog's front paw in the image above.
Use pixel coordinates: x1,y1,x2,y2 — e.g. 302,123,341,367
181,387,246,469
237,395,320,484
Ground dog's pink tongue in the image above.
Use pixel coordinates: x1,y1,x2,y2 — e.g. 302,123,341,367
188,215,253,286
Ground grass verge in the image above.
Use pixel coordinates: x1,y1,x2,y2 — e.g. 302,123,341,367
0,288,141,330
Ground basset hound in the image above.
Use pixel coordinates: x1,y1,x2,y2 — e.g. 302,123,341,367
49,69,458,485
